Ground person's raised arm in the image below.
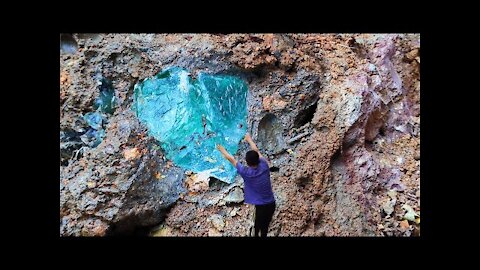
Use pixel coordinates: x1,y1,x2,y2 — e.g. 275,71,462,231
244,133,271,167
244,133,262,157
216,144,237,167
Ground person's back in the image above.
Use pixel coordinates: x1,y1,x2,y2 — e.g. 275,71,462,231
236,157,275,205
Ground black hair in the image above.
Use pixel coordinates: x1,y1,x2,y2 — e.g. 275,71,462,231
246,150,260,166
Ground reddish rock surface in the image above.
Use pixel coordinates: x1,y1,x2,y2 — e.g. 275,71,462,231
60,34,420,236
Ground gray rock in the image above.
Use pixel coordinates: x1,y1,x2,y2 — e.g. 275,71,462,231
223,187,244,203
209,214,225,231
67,171,90,198
60,114,187,236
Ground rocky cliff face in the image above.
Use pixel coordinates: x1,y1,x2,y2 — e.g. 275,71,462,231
60,33,420,236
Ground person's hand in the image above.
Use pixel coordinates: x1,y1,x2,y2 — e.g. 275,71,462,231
216,144,225,152
244,133,252,142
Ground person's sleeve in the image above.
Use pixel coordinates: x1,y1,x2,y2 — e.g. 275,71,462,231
236,162,244,175
260,157,269,168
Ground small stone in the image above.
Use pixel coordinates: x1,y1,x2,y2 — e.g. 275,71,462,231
387,190,397,199
367,63,376,72
123,147,140,161
399,220,410,229
185,170,211,193
209,214,225,232
405,49,419,61
155,172,166,180
382,192,397,216
396,156,404,164
223,188,244,203
208,228,222,237
151,225,172,237
87,181,96,188
105,144,115,155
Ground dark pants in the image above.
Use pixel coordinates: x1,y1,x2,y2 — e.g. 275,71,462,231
254,202,276,237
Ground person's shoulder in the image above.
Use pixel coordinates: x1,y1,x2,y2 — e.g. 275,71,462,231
236,161,244,172
260,158,269,169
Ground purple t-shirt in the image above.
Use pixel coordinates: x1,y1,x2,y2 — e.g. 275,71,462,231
236,157,275,205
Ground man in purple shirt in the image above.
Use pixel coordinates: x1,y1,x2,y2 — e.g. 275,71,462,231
216,133,276,237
